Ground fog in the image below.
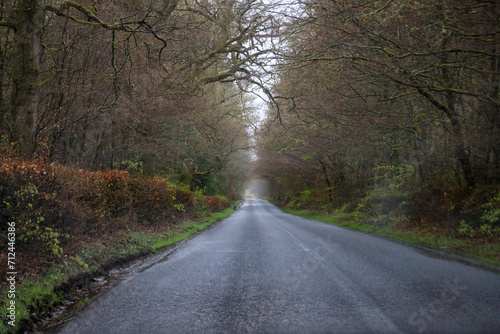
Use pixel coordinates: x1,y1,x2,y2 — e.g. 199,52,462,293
244,178,270,199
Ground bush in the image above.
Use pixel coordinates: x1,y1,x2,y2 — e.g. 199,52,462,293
359,165,414,224
481,191,500,226
206,196,229,213
0,159,64,255
129,178,177,221
0,158,232,265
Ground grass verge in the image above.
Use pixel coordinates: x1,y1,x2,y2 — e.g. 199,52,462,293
281,207,500,267
0,201,241,334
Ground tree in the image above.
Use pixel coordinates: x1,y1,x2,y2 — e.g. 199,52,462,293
0,0,275,161
257,0,499,223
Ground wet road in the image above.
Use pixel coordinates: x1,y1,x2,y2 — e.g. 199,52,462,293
56,199,500,333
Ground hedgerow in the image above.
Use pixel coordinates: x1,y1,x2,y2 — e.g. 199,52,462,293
0,157,230,261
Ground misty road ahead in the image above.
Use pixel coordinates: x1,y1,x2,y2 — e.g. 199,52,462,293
55,199,500,333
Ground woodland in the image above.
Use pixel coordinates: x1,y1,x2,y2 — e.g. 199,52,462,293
0,0,499,330
257,0,500,240
0,0,266,192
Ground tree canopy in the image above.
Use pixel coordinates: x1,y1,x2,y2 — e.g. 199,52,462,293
257,0,499,227
1,0,282,195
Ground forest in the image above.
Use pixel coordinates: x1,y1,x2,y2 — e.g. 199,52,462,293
0,0,269,192
0,0,499,330
257,0,500,239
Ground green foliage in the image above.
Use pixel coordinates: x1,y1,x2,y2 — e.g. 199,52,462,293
375,164,414,177
479,224,493,237
354,203,365,213
458,220,476,238
458,220,500,239
114,156,143,176
13,182,39,202
361,164,415,223
20,223,66,257
0,269,65,332
195,173,227,197
172,195,186,214
1,176,66,256
481,192,500,225
334,203,349,213
288,189,312,209
71,256,89,269
173,203,185,212
193,192,208,217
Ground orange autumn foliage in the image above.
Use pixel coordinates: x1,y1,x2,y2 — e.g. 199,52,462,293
0,158,230,254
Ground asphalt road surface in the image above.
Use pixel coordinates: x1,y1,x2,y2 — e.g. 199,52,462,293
55,199,500,333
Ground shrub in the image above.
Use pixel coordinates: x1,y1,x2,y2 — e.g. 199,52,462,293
206,196,229,213
481,191,500,226
363,176,412,223
128,178,176,221
0,157,234,274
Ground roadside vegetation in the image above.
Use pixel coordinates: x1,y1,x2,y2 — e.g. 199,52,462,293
0,149,240,333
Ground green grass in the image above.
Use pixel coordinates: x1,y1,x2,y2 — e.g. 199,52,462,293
151,204,238,252
282,207,500,267
1,269,65,333
0,201,240,333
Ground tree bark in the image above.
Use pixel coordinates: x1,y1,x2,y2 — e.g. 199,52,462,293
10,0,43,156
320,160,334,203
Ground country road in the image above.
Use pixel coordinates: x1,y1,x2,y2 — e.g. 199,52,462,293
54,199,500,334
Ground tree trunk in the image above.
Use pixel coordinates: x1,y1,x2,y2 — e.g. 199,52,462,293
488,16,500,182
445,90,475,188
320,160,334,203
0,0,6,133
10,0,43,156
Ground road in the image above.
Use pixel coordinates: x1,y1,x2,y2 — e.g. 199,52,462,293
55,199,500,333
